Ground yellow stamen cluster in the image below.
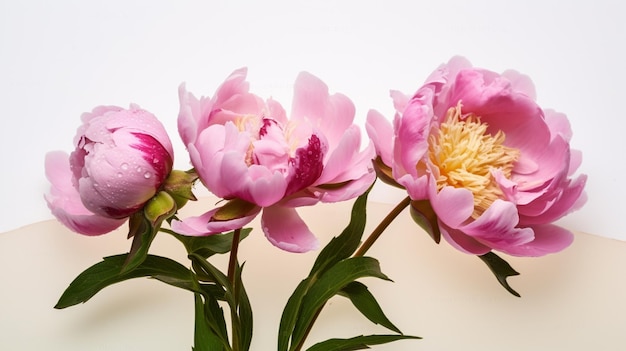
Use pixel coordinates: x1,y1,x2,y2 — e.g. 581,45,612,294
427,103,519,218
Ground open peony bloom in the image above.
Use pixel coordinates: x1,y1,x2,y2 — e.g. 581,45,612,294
367,56,587,257
45,105,174,235
173,68,375,252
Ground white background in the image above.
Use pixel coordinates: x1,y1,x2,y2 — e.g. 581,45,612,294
1,0,624,240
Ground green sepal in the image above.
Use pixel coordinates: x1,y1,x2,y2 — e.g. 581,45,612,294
212,198,259,221
409,200,441,243
144,191,177,227
338,281,401,334
478,251,521,297
305,334,421,351
55,254,196,309
372,156,403,189
163,169,198,209
315,180,352,190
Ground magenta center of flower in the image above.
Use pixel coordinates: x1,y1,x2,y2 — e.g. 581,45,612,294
427,103,520,217
235,114,325,196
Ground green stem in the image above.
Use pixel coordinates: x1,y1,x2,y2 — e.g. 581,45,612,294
293,304,324,351
353,196,411,257
228,228,242,351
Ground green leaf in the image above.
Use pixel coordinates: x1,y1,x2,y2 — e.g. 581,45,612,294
199,283,227,301
291,257,391,349
190,253,252,351
309,187,371,276
278,278,313,351
55,254,195,309
338,281,401,334
193,294,226,351
478,252,521,297
235,262,253,351
174,229,251,258
122,213,158,274
305,334,421,351
409,200,441,244
203,293,230,347
189,254,233,299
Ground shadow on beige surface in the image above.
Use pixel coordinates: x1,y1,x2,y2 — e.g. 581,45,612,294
1,197,624,350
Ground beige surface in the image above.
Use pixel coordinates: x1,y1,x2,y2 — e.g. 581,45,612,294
1,197,625,350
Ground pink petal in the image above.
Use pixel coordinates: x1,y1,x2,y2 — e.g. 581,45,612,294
101,105,174,158
390,90,410,114
501,69,537,100
177,83,203,146
266,98,288,125
247,165,289,206
45,151,125,236
461,200,535,250
317,125,372,185
519,174,587,225
396,173,429,201
498,224,574,257
544,109,573,142
193,124,231,194
220,152,287,207
261,206,319,253
513,135,571,196
440,222,491,255
492,168,518,202
291,72,355,149
393,91,433,177
130,132,174,183
424,56,473,87
568,149,583,176
429,185,475,228
217,91,265,120
366,109,394,166
212,68,250,108
448,69,551,162
317,174,376,203
171,206,261,236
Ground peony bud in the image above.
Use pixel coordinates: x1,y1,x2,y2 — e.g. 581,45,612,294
45,105,174,235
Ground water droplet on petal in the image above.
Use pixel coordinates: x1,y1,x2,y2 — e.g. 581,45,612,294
136,166,142,173
144,172,151,179
121,163,129,170
117,172,123,178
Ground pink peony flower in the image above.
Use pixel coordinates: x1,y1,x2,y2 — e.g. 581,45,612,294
45,105,174,235
173,68,375,252
367,56,587,257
